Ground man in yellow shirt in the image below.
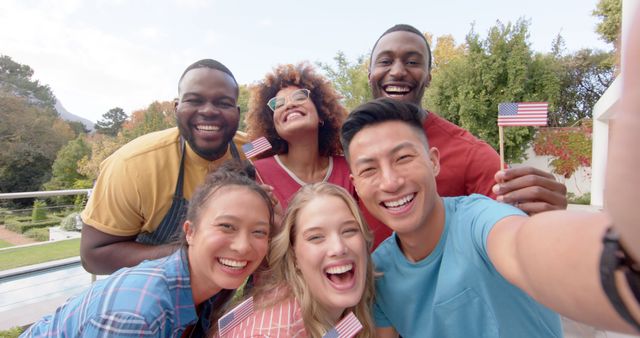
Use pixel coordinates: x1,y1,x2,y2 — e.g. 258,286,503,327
80,59,246,274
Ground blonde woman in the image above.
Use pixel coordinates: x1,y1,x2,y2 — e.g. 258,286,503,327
216,183,375,337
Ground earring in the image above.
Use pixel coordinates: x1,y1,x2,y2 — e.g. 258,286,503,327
319,120,325,127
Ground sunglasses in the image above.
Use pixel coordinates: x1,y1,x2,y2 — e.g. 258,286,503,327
266,88,311,112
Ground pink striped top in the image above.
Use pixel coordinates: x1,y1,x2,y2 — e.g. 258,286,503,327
216,287,308,338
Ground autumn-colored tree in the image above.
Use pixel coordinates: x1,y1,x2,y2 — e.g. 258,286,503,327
533,120,593,178
122,101,175,139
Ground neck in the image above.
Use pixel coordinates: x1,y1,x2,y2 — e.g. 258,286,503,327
397,196,445,262
279,135,329,183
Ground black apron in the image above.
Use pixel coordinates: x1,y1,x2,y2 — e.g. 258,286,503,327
136,139,241,245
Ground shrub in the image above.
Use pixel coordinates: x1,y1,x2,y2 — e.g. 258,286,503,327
31,200,47,221
24,227,50,241
60,212,82,231
567,192,591,205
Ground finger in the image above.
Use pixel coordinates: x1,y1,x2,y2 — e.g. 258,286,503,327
496,185,568,210
511,201,565,215
497,166,556,182
493,173,567,197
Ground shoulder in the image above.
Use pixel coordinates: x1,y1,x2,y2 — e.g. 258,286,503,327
372,235,399,269
111,128,180,161
424,113,495,150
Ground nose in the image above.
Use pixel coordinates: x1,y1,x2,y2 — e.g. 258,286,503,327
379,165,404,193
328,233,348,257
198,102,218,116
388,60,407,78
229,232,251,254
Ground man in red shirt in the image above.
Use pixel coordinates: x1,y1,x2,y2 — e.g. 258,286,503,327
365,24,568,247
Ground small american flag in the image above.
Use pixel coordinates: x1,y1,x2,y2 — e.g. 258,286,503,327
218,297,254,337
497,102,548,127
322,312,363,338
242,136,272,159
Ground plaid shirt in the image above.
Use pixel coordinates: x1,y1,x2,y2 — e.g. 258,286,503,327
22,249,215,338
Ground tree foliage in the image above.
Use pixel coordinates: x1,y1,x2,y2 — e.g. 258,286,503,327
593,0,622,45
318,52,372,111
533,120,592,178
0,94,74,193
0,55,56,112
94,107,127,136
44,136,92,191
122,101,175,139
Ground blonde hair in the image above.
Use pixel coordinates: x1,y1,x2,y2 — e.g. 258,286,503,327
254,183,376,337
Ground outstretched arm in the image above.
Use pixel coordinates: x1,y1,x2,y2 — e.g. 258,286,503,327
488,212,636,333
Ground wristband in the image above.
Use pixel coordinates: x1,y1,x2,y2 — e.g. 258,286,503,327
600,227,640,331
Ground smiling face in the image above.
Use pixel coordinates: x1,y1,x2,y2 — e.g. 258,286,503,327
176,68,240,160
348,120,440,235
186,185,270,301
292,194,368,321
272,86,320,140
369,31,431,105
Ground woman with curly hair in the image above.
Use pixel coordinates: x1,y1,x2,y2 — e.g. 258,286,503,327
215,183,376,337
245,62,353,210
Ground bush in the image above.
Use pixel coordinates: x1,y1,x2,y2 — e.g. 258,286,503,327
567,192,591,205
4,218,60,233
24,227,50,241
31,200,47,221
60,212,82,231
0,326,25,338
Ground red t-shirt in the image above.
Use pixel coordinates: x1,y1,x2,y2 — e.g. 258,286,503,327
364,112,501,248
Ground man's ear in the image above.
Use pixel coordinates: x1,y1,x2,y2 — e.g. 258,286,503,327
350,173,359,196
173,97,179,113
183,221,194,245
429,147,441,177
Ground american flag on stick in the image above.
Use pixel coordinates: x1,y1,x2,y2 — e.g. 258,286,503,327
322,312,363,338
218,297,254,337
497,102,548,127
242,136,272,159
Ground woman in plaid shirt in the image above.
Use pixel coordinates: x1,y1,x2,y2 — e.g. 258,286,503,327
22,162,276,338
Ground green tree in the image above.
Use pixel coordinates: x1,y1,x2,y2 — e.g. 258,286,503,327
237,84,250,131
426,19,551,162
0,55,56,111
318,52,372,111
0,94,74,194
67,120,90,136
44,136,92,191
94,107,127,136
593,0,622,45
122,101,174,139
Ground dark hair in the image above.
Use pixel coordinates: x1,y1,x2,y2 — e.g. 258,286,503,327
185,160,273,227
370,24,432,71
341,98,427,159
178,59,239,94
245,62,347,157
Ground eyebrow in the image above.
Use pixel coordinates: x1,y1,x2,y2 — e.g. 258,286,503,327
214,214,269,227
300,219,359,236
354,141,418,166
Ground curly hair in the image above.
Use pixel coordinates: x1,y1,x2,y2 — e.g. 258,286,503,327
245,62,347,158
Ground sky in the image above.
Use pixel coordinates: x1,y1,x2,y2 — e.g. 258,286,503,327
0,0,610,123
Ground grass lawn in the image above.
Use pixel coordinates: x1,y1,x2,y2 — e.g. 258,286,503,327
0,238,81,271
0,239,12,249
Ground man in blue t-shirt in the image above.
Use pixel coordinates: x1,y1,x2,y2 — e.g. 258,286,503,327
340,98,637,337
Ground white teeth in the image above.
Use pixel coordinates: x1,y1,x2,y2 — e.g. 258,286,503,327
218,258,247,269
285,112,303,121
325,264,353,274
383,194,415,208
196,125,220,131
385,85,410,93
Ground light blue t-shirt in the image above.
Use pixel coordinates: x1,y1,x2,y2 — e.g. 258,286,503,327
372,194,562,338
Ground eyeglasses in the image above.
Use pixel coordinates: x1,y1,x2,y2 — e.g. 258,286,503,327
267,89,311,112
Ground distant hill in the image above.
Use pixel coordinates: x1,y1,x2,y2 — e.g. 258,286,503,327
55,100,94,131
